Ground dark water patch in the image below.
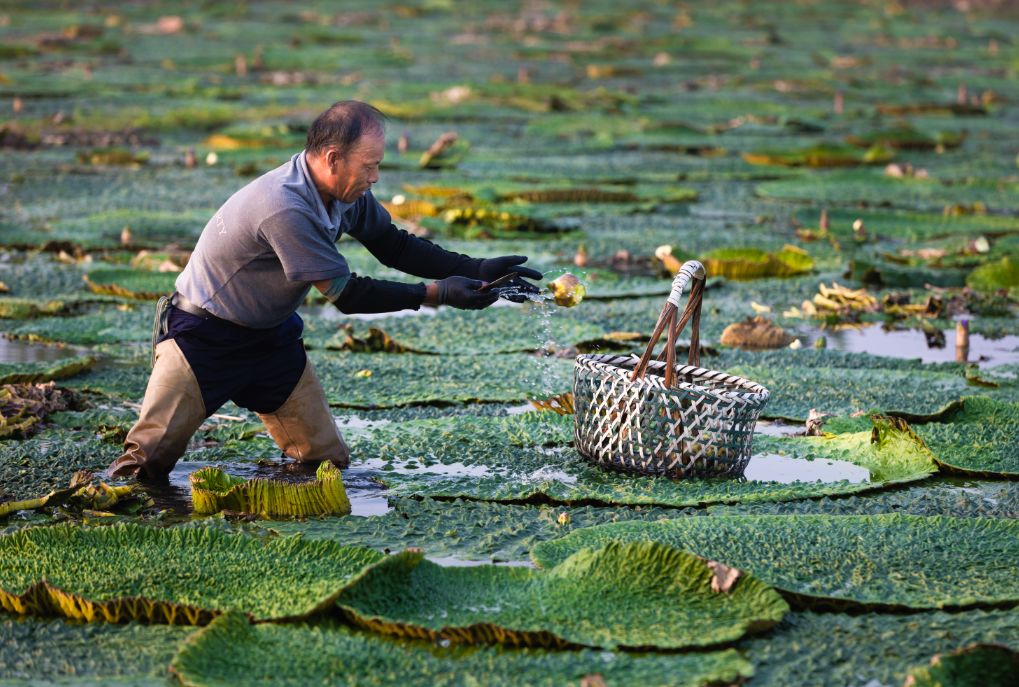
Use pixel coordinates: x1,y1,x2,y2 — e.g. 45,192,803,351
0,337,86,364
743,453,870,484
795,325,1019,367
754,419,802,437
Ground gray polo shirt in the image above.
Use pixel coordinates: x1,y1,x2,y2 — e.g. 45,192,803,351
176,151,372,328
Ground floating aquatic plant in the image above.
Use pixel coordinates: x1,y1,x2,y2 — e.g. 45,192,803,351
533,513,1019,610
189,461,351,518
336,541,787,650
0,524,384,624
171,612,754,687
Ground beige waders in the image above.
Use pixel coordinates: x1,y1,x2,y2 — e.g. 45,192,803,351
108,340,349,479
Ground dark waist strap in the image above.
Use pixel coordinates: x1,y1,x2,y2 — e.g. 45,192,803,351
171,293,215,319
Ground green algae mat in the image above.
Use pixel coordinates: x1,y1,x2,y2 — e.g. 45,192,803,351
170,612,753,687
335,541,787,650
353,411,936,507
532,514,1019,610
0,523,383,624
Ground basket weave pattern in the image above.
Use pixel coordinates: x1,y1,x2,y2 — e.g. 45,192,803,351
573,261,770,478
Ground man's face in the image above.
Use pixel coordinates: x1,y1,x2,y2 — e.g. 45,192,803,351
329,131,384,203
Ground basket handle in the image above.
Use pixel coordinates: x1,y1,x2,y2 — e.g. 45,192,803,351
630,260,706,387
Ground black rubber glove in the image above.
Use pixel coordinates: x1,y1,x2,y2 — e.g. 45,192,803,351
478,255,542,302
437,276,498,310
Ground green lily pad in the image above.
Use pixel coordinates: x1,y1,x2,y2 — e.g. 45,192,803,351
848,257,969,288
0,617,194,685
336,541,787,650
0,356,95,385
170,612,754,687
0,297,74,319
0,428,121,501
718,349,986,421
757,171,1019,213
309,351,573,408
968,256,1019,291
846,127,966,151
742,143,892,168
700,246,814,280
83,269,177,300
189,461,351,518
3,304,150,345
261,479,1018,564
904,644,1019,687
356,412,935,508
0,523,384,624
914,397,1019,477
319,304,610,355
792,207,1019,242
740,609,1019,687
532,513,1019,610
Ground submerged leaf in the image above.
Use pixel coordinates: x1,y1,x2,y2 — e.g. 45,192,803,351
190,461,351,518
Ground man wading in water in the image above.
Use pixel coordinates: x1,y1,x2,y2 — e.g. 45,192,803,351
108,100,541,479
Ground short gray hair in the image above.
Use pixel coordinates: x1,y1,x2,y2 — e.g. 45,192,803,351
305,100,387,157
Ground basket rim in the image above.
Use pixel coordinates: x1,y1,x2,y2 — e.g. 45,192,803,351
575,353,770,402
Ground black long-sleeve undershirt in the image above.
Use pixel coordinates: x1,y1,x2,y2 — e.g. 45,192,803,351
331,193,483,314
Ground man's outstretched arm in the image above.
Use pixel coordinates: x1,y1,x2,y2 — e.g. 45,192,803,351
347,194,543,289
314,273,496,314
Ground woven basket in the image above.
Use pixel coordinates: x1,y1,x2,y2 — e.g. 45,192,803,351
573,261,770,478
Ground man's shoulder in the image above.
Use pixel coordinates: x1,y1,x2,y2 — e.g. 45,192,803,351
227,156,317,222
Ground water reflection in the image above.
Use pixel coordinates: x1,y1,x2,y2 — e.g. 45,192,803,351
795,325,1019,367
743,453,869,484
0,337,87,364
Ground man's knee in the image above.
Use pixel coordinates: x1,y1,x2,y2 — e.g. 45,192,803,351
257,361,348,467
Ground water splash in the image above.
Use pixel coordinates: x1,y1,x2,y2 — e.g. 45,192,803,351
494,287,561,398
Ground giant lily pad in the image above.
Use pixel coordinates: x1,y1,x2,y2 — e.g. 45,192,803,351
0,356,95,385
309,351,573,408
83,268,177,300
742,143,892,168
190,461,351,517
903,644,1019,687
717,349,990,421
914,397,1019,477
0,617,194,685
356,412,936,508
0,523,384,624
320,304,610,355
336,541,787,650
700,245,814,280
532,514,1019,610
967,256,1019,291
170,612,754,687
740,609,1019,687
756,171,1019,213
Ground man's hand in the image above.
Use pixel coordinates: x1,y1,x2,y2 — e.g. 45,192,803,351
428,276,498,310
478,255,542,302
